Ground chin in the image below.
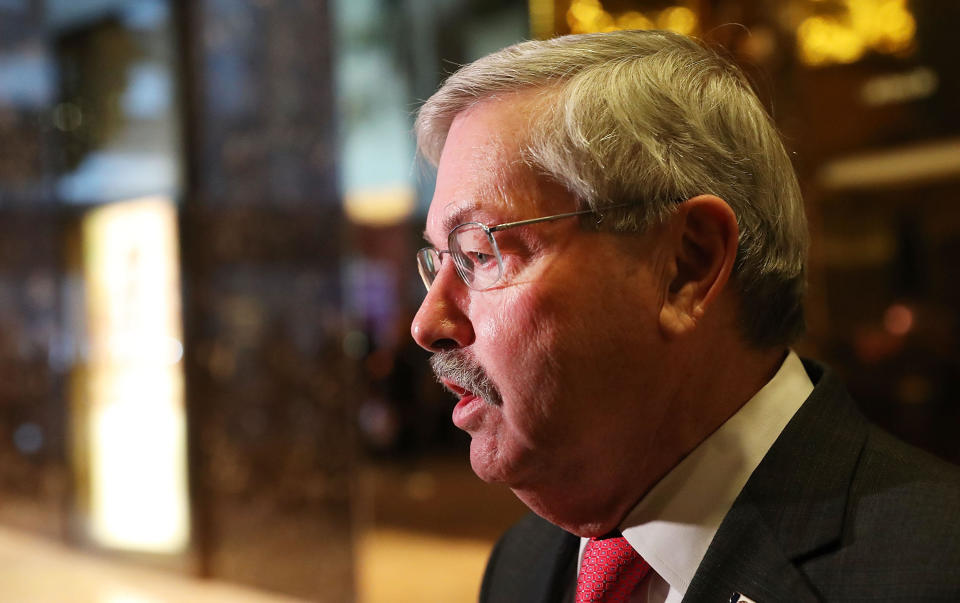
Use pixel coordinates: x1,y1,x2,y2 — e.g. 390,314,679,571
510,486,623,537
469,453,515,485
468,438,527,485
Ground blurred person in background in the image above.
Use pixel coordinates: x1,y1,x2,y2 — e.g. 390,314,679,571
410,30,960,602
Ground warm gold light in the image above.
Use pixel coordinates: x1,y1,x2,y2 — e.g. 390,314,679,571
797,0,916,67
566,1,697,36
798,16,866,66
615,11,655,31
567,0,614,34
874,0,916,53
657,6,698,36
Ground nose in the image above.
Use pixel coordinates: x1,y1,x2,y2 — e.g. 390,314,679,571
411,266,475,352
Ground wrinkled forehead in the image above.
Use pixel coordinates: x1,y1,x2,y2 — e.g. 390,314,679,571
423,95,571,243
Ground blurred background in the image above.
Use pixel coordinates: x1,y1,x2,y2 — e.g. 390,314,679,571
0,0,958,601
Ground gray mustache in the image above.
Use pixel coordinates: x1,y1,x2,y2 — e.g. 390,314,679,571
430,350,503,407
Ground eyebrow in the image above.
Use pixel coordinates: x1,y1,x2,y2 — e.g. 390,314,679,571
441,204,481,234
422,201,486,247
423,161,527,244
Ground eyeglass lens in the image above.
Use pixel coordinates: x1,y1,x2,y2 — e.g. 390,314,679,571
449,223,502,290
416,247,440,290
416,223,504,292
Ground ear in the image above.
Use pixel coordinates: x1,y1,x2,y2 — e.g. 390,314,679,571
659,195,739,338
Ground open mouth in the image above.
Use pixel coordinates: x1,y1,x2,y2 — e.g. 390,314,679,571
441,378,473,399
443,379,486,429
430,349,502,407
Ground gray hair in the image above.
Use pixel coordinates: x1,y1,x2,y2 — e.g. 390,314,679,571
415,30,807,348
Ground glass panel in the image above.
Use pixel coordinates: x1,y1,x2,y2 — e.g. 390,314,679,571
50,0,180,204
80,196,188,553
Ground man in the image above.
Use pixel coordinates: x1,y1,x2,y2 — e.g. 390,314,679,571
410,30,960,602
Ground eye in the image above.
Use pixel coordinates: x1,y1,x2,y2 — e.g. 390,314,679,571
468,251,495,266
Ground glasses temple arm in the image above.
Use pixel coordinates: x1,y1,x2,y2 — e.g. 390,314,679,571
487,201,640,233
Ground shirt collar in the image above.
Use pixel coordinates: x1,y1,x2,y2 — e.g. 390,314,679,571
578,350,814,596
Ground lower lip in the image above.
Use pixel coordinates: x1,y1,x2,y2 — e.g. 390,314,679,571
452,394,485,430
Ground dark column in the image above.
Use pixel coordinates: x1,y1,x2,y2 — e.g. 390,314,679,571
0,0,70,539
176,0,354,599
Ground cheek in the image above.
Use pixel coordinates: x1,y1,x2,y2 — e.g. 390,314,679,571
476,289,573,435
473,286,552,352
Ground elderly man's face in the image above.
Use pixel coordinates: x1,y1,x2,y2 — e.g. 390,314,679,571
412,97,675,507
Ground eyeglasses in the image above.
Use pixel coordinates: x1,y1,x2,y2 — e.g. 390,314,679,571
416,202,636,291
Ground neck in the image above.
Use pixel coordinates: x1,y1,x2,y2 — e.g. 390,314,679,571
517,338,789,538
668,341,788,457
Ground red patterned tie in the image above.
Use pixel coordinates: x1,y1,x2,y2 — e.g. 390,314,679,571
575,535,651,603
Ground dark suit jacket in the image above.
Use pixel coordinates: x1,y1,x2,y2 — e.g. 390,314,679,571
480,361,960,602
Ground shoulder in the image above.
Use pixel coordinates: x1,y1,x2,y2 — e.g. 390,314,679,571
728,360,960,598
848,423,960,545
805,361,960,532
480,512,578,603
804,426,960,599
795,363,960,597
858,422,960,493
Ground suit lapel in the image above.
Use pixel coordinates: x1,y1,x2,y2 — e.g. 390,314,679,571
480,512,579,603
683,491,823,602
684,361,868,603
524,527,578,603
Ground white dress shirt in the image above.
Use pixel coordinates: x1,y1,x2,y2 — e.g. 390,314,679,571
575,351,814,602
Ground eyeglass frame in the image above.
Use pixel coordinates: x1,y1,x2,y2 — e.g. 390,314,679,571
416,201,640,292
